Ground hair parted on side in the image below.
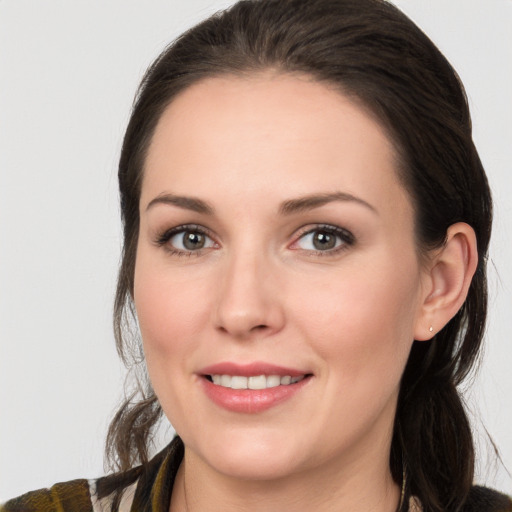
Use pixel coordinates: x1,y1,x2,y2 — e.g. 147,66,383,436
105,1,492,510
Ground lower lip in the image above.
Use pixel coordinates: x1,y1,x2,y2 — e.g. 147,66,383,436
200,376,311,413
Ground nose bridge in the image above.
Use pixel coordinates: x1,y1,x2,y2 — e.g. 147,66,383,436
213,241,284,338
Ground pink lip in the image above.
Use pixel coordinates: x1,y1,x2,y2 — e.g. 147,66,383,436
197,361,312,414
199,361,307,377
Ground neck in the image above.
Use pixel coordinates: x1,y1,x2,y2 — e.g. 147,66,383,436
170,439,401,512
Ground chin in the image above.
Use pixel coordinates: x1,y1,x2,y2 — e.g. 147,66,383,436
186,428,307,481
212,452,300,481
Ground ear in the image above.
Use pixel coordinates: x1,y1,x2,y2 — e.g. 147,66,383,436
414,222,478,341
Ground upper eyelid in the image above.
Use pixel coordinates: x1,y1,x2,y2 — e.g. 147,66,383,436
161,223,212,236
292,223,354,240
289,224,355,251
155,224,216,244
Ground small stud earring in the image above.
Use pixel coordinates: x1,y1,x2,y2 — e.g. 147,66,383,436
429,326,434,333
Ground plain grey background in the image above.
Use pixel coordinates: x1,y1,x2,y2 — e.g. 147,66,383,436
1,0,511,500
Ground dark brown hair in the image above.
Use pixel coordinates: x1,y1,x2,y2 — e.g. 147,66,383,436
105,1,492,510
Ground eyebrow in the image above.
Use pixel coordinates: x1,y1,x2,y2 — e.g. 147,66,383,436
146,193,215,215
279,192,378,215
145,191,377,216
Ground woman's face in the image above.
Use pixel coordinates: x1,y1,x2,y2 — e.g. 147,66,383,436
134,73,431,480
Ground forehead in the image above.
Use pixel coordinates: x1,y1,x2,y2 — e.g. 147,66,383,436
141,73,412,223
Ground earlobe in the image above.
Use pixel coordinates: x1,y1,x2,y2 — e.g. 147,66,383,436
414,222,478,341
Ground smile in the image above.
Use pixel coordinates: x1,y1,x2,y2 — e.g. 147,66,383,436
199,363,313,413
207,374,306,389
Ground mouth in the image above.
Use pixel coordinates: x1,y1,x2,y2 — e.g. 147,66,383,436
204,374,308,389
198,363,313,413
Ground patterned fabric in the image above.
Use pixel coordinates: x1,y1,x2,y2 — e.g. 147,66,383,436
2,437,511,512
0,479,92,512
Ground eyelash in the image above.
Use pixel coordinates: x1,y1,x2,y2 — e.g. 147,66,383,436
155,224,216,257
154,223,355,257
291,224,355,256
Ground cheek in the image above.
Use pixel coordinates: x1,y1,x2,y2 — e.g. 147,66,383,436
133,251,218,433
291,256,421,382
133,253,210,369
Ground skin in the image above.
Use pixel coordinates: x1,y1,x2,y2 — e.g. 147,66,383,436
133,73,476,511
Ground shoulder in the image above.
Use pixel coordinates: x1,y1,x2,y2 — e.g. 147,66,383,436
1,437,184,512
409,486,511,512
461,486,512,512
0,478,136,512
0,479,93,512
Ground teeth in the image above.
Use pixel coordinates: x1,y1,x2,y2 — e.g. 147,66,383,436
280,375,291,385
248,375,266,389
231,376,248,389
209,374,305,389
266,375,281,388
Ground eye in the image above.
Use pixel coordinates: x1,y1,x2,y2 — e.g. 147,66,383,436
156,225,217,255
294,225,354,253
171,230,212,251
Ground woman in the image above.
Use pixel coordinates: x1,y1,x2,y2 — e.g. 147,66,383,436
1,0,510,510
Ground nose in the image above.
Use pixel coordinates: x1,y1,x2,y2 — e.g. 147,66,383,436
213,249,285,340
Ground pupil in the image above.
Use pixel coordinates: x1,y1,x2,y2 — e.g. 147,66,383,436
313,231,335,250
183,232,205,250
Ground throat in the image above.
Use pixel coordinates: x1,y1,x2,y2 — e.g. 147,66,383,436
169,448,402,512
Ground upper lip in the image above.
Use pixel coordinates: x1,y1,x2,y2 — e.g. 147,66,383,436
199,361,310,377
